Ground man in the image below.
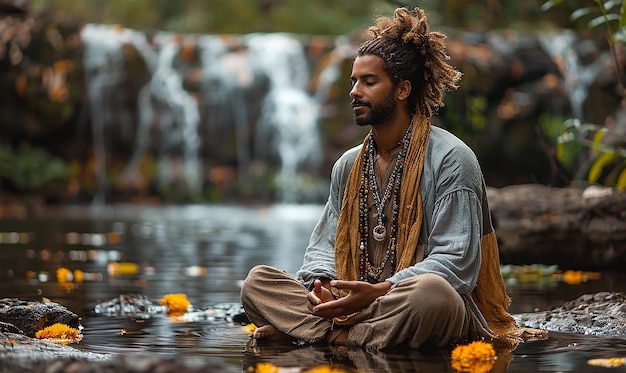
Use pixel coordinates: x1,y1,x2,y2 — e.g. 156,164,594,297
241,7,545,350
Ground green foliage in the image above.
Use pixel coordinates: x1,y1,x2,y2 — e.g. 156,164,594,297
0,142,71,192
31,0,399,35
542,0,626,189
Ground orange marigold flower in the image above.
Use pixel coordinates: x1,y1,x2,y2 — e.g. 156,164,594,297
242,323,257,335
451,340,496,373
159,293,191,315
253,362,279,373
587,357,626,367
35,323,82,342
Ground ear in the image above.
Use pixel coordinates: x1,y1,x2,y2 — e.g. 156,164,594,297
396,80,411,101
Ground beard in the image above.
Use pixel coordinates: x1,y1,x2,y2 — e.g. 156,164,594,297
354,91,396,127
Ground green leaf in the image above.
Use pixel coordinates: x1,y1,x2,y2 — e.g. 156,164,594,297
604,0,621,10
556,131,576,144
541,0,558,11
588,151,618,184
557,142,564,163
616,26,626,42
589,13,620,29
571,7,595,21
621,0,626,28
617,167,626,190
592,128,608,153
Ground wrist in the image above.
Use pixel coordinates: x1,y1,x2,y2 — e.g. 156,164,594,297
376,281,392,296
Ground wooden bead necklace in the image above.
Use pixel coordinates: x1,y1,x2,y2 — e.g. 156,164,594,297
358,119,413,283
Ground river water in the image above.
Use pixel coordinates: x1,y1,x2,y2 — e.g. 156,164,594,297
1,204,626,372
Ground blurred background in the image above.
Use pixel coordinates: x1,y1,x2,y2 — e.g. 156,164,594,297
1,0,624,208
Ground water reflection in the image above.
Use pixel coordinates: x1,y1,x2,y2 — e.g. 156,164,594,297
1,204,626,372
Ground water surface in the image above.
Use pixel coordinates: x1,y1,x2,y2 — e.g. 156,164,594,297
1,204,625,372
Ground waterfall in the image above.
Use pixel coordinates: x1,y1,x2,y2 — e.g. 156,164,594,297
537,30,606,122
80,25,324,203
537,30,612,174
245,33,322,202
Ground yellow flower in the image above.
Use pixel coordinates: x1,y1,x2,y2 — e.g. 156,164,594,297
73,269,84,283
451,341,496,373
56,267,72,283
35,323,82,343
159,293,191,315
252,362,279,373
587,357,626,367
242,323,257,335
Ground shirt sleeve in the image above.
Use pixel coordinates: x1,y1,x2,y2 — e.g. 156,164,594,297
296,162,343,289
295,199,339,289
296,146,360,289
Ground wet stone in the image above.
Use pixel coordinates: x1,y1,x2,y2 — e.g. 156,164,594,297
513,292,626,337
0,298,80,337
0,331,110,370
91,293,249,324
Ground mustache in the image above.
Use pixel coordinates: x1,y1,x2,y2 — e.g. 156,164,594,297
351,99,370,107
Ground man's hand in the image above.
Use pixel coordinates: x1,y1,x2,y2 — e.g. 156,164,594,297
307,279,335,311
311,280,391,318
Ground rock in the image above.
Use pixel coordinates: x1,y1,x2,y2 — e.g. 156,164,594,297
0,298,80,337
91,293,165,318
513,292,626,337
91,294,249,324
0,352,237,373
488,185,626,269
0,330,110,371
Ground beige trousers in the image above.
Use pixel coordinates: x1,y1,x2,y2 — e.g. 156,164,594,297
240,265,471,350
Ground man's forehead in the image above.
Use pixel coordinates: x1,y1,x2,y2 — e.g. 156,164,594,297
351,55,385,77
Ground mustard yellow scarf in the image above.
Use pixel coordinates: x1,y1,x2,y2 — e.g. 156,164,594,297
335,114,429,283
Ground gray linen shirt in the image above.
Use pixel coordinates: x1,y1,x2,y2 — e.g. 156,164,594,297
296,125,494,295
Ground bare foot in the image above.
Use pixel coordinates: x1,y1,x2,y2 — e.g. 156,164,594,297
326,327,349,346
253,324,294,342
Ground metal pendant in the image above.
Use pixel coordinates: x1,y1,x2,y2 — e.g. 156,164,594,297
372,224,386,242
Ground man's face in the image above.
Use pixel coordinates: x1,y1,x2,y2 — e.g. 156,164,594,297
349,55,397,127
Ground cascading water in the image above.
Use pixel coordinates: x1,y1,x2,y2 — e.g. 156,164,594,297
537,30,606,122
80,24,326,203
246,33,322,202
537,30,612,174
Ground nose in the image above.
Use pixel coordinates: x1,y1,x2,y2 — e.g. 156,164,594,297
350,82,362,99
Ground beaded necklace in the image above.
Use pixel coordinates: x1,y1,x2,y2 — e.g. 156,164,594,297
358,119,413,283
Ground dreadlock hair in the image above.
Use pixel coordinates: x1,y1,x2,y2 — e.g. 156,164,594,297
357,7,461,118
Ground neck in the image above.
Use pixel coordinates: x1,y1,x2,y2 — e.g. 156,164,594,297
371,113,413,155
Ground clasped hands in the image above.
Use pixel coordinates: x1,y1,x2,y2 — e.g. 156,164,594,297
307,278,391,318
